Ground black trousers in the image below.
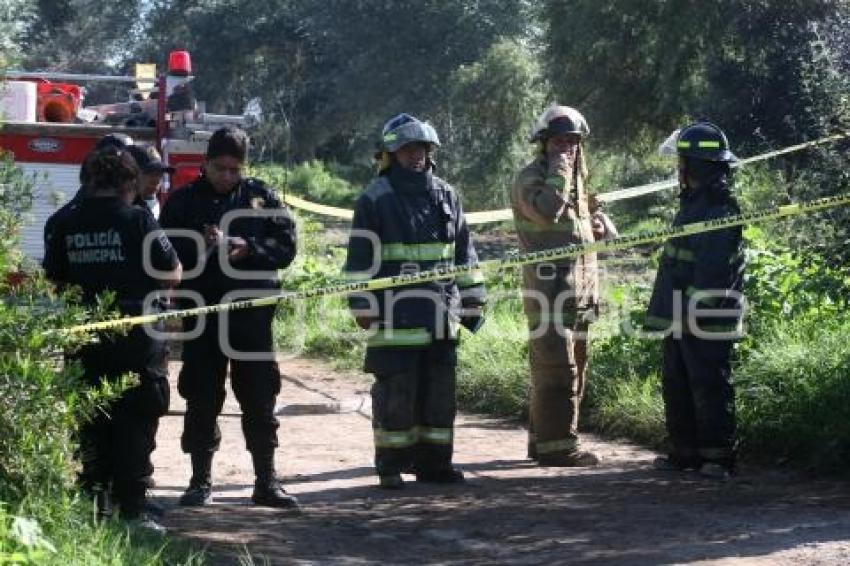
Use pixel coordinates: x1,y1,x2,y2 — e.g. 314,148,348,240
662,334,737,465
370,341,457,477
178,305,281,455
77,325,170,516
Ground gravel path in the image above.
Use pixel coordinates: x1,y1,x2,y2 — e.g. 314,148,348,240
151,357,850,565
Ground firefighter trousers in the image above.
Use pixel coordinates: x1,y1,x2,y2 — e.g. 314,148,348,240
178,305,281,456
370,340,458,477
76,325,170,517
527,319,590,458
662,334,737,465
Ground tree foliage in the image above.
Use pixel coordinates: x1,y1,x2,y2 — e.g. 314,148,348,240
3,0,848,215
12,0,143,71
440,40,546,208
545,0,850,152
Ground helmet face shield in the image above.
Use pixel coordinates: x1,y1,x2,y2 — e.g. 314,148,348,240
658,128,682,157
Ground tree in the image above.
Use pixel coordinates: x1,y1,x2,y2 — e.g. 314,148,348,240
545,0,719,148
137,0,535,161
441,40,546,209
544,0,849,153
13,0,143,72
0,0,35,67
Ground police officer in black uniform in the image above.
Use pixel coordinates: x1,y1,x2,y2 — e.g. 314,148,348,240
159,126,298,508
43,133,135,250
646,122,746,479
43,146,181,528
344,114,486,489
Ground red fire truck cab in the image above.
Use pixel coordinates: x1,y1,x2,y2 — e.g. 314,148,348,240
0,51,246,260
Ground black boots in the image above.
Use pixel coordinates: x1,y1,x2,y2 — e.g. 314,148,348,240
415,467,465,484
179,452,214,506
179,451,299,508
250,451,300,509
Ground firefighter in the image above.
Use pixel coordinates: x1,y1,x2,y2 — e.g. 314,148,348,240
647,121,745,479
511,104,614,467
159,126,299,508
42,146,182,530
344,113,486,489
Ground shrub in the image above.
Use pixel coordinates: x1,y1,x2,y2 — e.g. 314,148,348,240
0,151,200,564
251,162,360,209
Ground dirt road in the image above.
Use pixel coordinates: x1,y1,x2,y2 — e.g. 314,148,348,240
152,358,850,565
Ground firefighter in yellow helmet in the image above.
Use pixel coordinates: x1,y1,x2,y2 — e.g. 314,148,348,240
511,104,615,466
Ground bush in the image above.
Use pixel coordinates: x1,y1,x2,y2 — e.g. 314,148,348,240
0,152,200,564
251,162,360,209
736,315,850,470
0,152,101,501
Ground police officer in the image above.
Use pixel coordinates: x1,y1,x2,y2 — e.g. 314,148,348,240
43,133,135,250
126,144,174,219
344,113,486,489
43,146,181,528
647,121,745,479
511,104,614,467
159,126,298,507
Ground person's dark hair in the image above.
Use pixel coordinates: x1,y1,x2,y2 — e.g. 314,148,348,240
80,134,134,185
206,126,248,161
82,146,140,191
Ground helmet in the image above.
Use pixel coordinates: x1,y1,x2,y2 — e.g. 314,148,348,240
380,113,441,152
676,122,737,163
529,104,590,142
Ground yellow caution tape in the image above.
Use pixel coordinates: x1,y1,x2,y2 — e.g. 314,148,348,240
465,208,514,224
64,192,850,333
278,132,849,224
598,132,850,203
281,193,353,220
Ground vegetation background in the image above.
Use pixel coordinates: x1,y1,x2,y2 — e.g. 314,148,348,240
1,1,850,563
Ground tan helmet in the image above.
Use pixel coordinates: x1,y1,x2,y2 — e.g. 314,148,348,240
529,103,590,143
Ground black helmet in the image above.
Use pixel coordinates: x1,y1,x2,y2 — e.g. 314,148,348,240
676,122,737,163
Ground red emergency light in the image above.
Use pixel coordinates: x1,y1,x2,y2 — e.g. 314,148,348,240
168,51,192,76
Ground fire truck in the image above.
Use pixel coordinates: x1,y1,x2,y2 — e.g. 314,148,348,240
0,51,246,260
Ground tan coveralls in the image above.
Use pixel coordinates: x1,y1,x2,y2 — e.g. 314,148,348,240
511,153,599,459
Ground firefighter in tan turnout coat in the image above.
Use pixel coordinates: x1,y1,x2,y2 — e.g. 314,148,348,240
511,105,615,466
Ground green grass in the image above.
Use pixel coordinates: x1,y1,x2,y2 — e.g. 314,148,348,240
583,320,666,447
274,296,364,369
0,498,203,565
457,298,529,417
736,315,850,470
